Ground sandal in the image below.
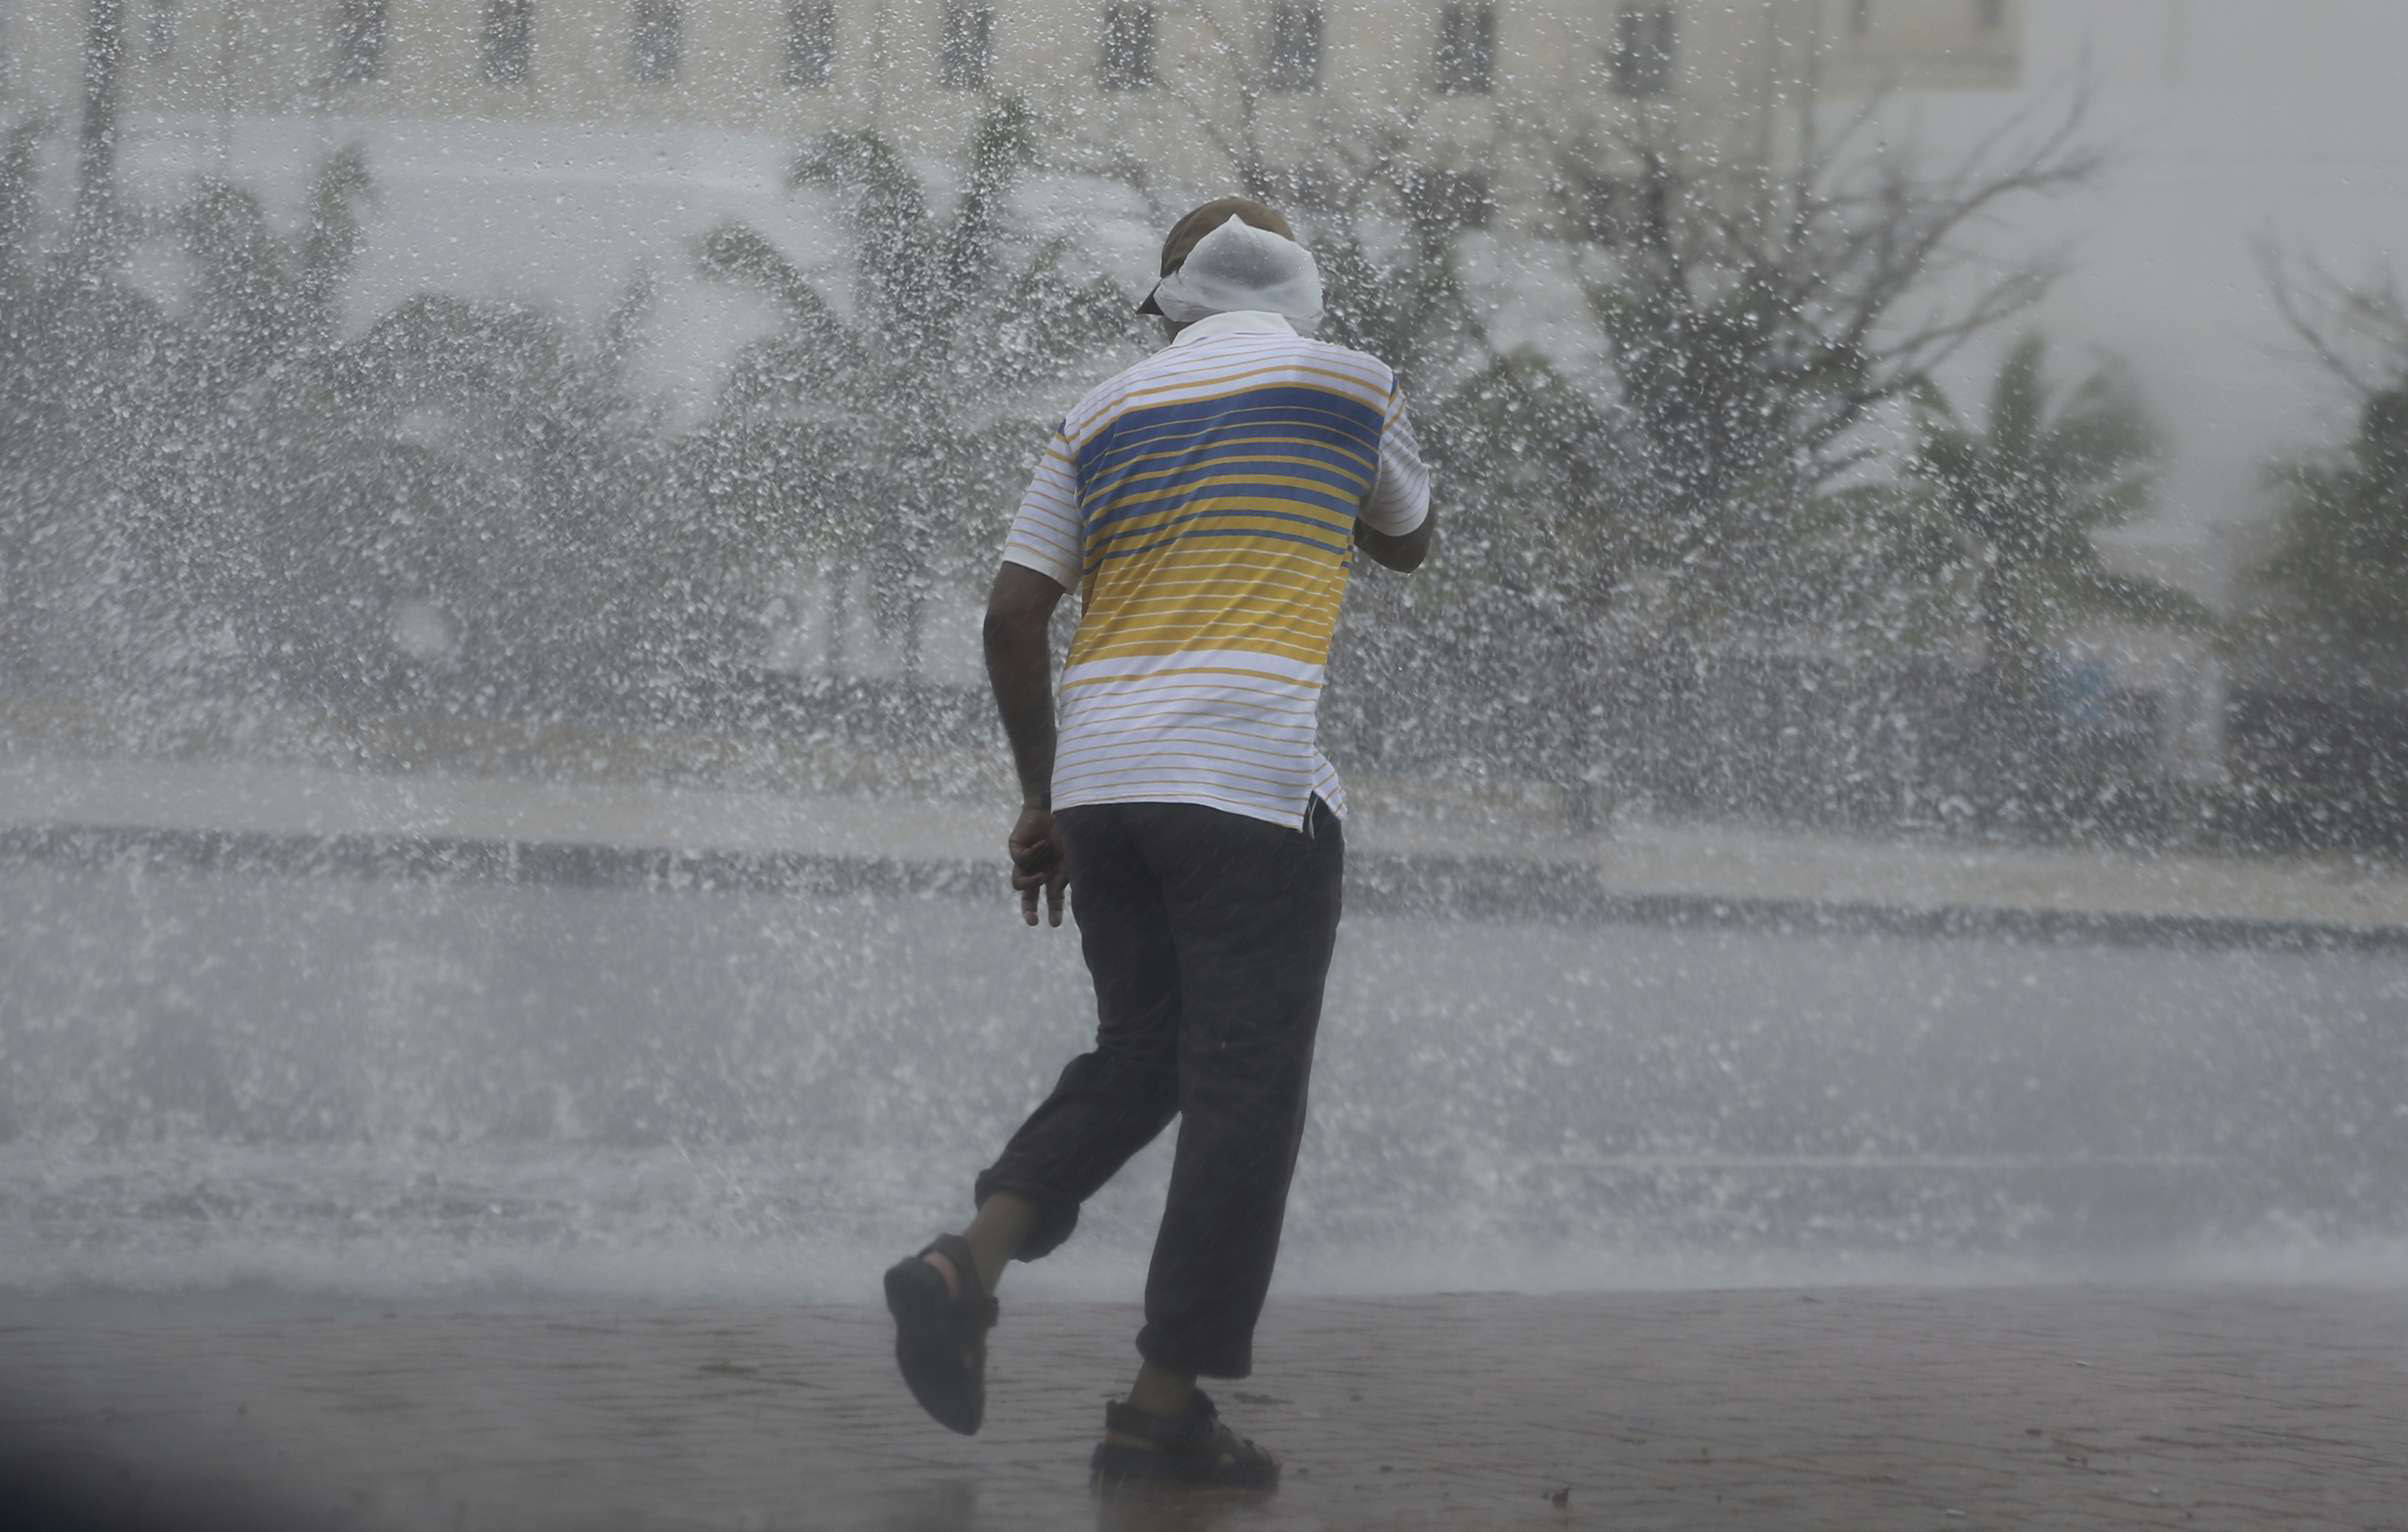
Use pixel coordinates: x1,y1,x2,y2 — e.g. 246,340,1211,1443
1089,1389,1280,1491
882,1233,998,1436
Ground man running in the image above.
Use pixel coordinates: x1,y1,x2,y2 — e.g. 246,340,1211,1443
883,197,1435,1490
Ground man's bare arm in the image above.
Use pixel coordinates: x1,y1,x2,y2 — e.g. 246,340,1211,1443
984,562,1070,926
985,563,1065,805
1356,506,1437,573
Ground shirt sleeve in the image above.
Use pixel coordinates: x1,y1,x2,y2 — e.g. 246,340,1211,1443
999,425,1083,591
1362,384,1431,537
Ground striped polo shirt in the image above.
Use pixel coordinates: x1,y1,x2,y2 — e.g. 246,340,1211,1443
1001,310,1431,828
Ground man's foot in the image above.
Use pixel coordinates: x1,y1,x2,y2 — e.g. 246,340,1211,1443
1089,1390,1280,1491
883,1233,997,1436
921,1248,962,1298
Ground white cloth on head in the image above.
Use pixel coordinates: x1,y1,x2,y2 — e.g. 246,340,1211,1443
1148,215,1325,331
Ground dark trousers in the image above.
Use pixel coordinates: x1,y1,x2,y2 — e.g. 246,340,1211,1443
973,798,1344,1379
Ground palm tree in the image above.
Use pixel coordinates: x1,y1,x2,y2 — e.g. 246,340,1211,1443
145,149,391,687
2249,387,2408,655
253,292,661,706
692,100,1132,682
1,122,381,686
147,147,677,708
1406,349,1640,824
1913,333,2210,701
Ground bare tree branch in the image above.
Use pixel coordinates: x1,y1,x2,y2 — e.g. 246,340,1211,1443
2257,233,2408,399
1548,64,2110,636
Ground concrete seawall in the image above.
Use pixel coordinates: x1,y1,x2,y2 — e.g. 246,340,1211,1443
6,755,2406,952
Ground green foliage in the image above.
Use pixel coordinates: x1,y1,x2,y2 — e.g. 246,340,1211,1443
1535,82,2104,649
2,113,194,674
1414,350,1632,605
242,291,676,693
1748,480,1973,647
173,145,377,385
1586,260,1859,538
695,99,1137,677
0,131,696,702
1314,225,1487,391
2254,387,2408,644
1912,334,2206,691
298,143,376,346
0,114,47,292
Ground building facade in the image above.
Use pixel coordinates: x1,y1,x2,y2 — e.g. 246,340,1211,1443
4,1,2022,230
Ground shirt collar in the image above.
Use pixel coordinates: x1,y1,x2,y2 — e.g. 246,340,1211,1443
1169,310,1297,347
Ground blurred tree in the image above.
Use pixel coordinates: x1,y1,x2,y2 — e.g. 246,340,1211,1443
74,0,125,253
250,292,667,708
2250,388,2408,651
0,110,191,681
1145,0,1324,203
1744,478,1970,649
133,147,383,682
2249,246,2408,655
2,128,682,713
172,144,372,391
1324,347,1639,814
0,114,46,291
1912,333,2209,700
693,99,1133,682
2261,240,2408,403
1566,83,2106,638
1302,119,1495,390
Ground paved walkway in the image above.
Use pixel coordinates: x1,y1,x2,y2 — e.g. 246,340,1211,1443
2,1286,2402,1530
5,752,2406,937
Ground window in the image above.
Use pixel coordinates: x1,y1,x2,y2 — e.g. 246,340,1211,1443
1975,0,2004,30
145,0,178,60
332,0,389,83
939,3,994,90
629,0,682,83
1612,6,1675,96
1267,1,1323,93
1850,0,1872,37
784,0,835,87
1100,2,1156,91
481,0,535,85
1435,3,1493,95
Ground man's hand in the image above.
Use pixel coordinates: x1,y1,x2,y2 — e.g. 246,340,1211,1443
1008,806,1070,928
985,562,1067,927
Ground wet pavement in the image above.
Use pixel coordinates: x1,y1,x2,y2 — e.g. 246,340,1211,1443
3,1285,2403,1530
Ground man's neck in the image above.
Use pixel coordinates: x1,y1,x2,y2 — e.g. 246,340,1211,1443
1165,311,1298,348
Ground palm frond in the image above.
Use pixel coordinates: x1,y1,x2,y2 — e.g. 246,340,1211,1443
1904,373,1960,426
692,220,845,337
1914,424,1982,483
297,143,377,339
1985,330,2049,463
942,98,1041,325
2052,567,2219,631
2077,472,2156,532
0,114,47,274
792,128,940,333
2046,360,2163,489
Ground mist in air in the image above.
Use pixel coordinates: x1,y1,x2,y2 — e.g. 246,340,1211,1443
3,0,2406,1312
